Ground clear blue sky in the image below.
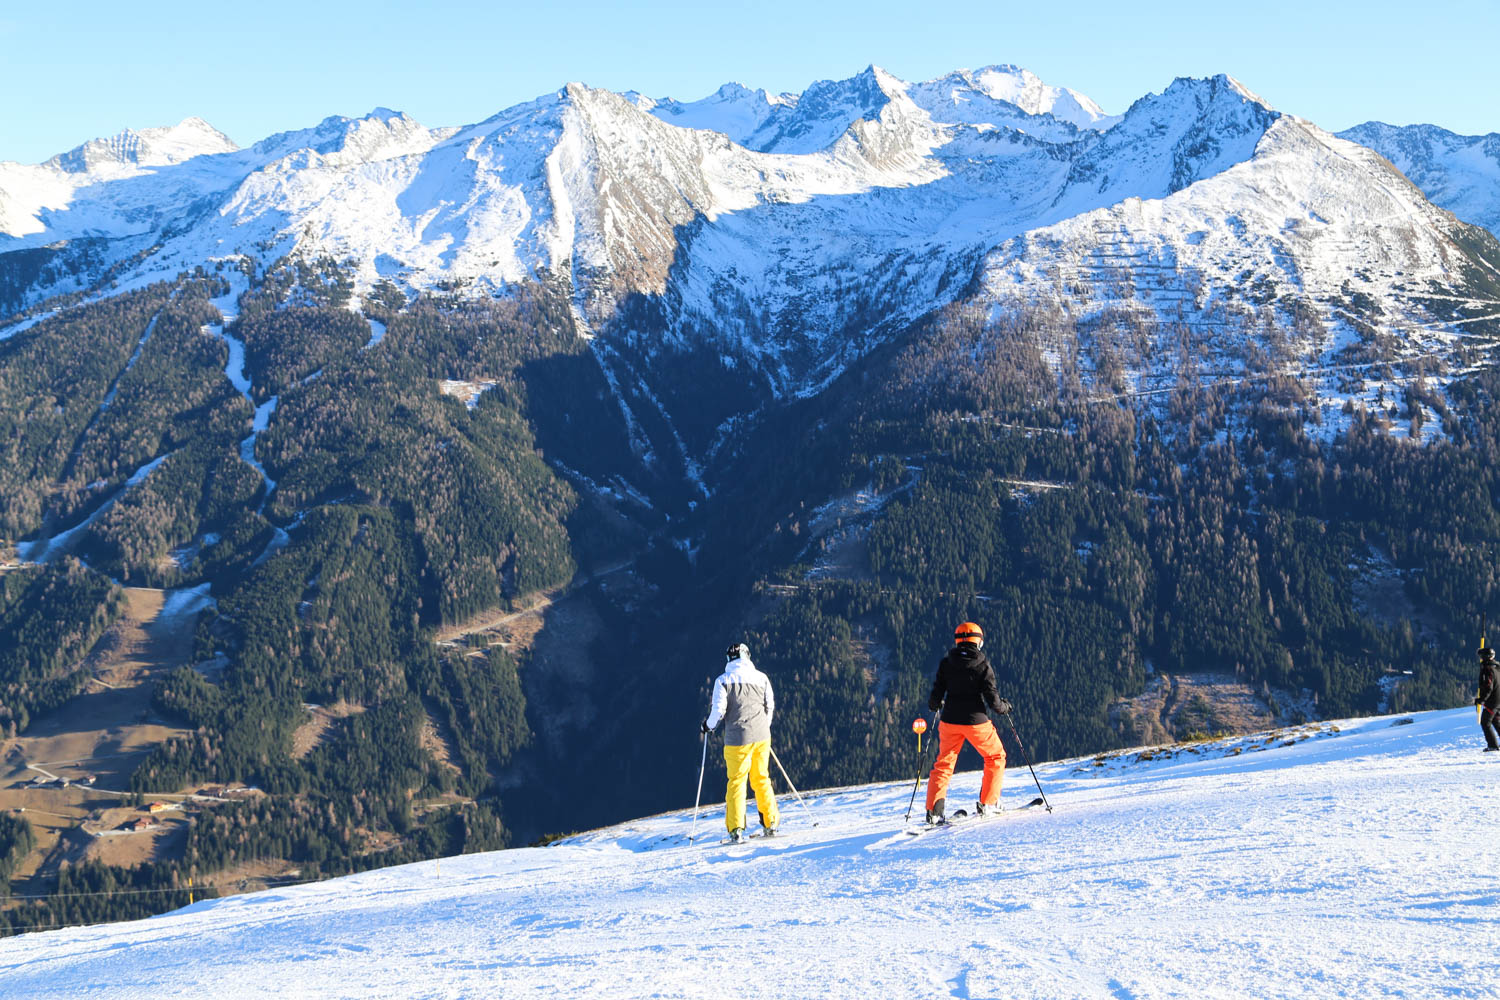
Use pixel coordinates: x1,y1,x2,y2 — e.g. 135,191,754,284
2,0,1495,163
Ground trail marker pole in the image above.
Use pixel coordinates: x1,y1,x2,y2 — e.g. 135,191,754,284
904,713,940,823
1480,615,1489,724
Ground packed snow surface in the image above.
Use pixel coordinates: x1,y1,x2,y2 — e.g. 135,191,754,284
3,708,1495,998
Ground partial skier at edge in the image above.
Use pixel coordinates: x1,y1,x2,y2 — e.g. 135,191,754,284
1476,645,1499,752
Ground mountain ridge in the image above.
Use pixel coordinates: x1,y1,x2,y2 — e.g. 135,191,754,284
4,66,1494,404
4,68,1497,413
1337,119,1500,237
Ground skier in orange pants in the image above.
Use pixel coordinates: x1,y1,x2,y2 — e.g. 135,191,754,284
924,621,1012,824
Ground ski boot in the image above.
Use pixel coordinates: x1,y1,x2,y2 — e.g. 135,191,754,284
760,822,779,838
727,828,746,843
924,799,946,826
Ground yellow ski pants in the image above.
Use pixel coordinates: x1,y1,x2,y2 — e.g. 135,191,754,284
723,740,779,833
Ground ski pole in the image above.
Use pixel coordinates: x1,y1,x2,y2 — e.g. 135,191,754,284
688,732,709,843
769,746,818,827
1001,711,1053,813
904,712,941,822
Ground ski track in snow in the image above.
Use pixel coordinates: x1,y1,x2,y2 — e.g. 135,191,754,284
15,453,171,564
208,317,280,511
201,274,295,567
213,322,253,398
97,312,159,412
249,512,302,570
240,395,279,503
158,581,216,620
363,317,386,350
2,708,1496,998
0,308,60,342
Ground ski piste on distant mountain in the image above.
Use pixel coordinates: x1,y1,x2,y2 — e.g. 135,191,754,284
3,64,1499,456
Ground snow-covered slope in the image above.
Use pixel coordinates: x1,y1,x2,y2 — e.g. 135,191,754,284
46,117,238,175
980,110,1500,411
2,708,1494,998
1339,121,1500,238
636,82,798,148
908,64,1120,134
4,67,1498,404
0,109,437,258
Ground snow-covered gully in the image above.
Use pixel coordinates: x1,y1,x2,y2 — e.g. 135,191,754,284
1,708,1493,998
203,280,295,564
16,453,171,565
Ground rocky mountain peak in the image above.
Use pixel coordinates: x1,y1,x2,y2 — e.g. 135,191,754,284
44,117,238,175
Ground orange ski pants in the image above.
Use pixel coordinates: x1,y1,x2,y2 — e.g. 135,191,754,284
724,740,780,833
926,720,1006,811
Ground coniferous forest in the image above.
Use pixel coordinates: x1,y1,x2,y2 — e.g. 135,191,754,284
1,254,1496,932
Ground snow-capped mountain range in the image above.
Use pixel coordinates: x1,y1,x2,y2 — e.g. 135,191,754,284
2,65,1498,402
1337,121,1500,238
2,707,1491,997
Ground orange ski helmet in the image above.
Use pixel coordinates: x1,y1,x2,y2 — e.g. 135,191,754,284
954,621,984,646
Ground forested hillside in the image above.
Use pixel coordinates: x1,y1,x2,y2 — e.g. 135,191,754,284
0,262,630,933
603,297,1499,800
2,253,1496,933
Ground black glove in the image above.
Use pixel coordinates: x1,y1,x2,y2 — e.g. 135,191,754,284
994,698,1013,716
1478,698,1485,707
700,720,711,735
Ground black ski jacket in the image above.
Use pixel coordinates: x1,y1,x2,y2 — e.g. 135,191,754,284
1480,660,1499,708
928,645,1002,725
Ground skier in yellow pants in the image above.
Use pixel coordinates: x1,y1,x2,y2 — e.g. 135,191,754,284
702,642,779,841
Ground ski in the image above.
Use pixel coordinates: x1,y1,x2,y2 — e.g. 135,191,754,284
701,827,784,847
904,797,1046,836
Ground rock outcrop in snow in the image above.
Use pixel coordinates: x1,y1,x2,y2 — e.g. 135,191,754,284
46,117,239,175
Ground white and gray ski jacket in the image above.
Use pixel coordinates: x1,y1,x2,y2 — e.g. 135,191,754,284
706,654,774,746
